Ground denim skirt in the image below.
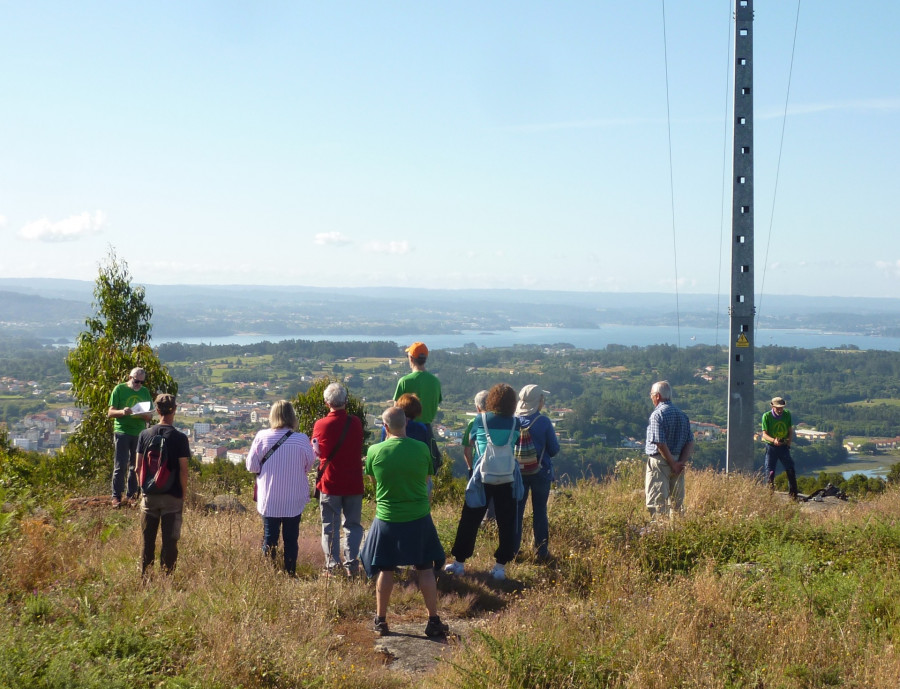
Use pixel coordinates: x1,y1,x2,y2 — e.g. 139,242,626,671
360,515,446,577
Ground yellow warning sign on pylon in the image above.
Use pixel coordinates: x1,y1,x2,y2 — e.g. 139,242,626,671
736,333,750,348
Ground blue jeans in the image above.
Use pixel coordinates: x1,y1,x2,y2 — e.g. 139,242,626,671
515,471,552,558
112,433,140,500
262,515,302,575
319,493,363,572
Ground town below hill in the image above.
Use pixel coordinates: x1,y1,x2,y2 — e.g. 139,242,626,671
3,337,899,491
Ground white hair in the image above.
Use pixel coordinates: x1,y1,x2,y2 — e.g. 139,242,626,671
323,382,348,408
474,390,488,411
651,380,673,401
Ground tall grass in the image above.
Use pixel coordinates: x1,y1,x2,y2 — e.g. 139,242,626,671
3,464,900,687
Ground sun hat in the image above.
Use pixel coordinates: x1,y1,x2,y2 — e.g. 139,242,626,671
516,384,549,415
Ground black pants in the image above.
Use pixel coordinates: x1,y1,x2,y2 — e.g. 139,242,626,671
765,444,799,497
450,482,517,565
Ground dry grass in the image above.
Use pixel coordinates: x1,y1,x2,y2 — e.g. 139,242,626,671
3,469,900,687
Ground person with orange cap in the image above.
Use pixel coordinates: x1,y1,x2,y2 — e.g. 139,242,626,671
394,342,443,472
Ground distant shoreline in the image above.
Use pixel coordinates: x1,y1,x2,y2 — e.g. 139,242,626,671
140,325,900,352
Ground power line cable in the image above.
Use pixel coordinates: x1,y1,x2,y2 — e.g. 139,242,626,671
661,0,682,348
757,0,802,334
716,0,735,367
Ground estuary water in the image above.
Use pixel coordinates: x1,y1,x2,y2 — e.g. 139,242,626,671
160,325,900,351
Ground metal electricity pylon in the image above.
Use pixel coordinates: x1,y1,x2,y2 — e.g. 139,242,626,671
727,0,756,473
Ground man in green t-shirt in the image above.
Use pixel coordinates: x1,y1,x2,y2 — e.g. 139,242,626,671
761,395,798,498
107,367,154,507
394,342,442,470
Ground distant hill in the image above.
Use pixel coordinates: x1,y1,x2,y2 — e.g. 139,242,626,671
1,278,899,341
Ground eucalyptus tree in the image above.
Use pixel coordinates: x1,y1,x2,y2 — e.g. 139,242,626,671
64,249,177,482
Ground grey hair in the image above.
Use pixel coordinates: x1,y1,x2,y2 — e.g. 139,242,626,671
651,380,673,401
382,405,407,434
130,367,146,380
474,390,488,411
323,382,348,408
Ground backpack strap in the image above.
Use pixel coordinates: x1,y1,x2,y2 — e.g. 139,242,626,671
481,412,517,447
480,412,491,445
505,417,517,447
258,430,292,471
318,416,352,478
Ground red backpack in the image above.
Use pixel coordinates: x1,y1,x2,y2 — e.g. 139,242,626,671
138,433,176,495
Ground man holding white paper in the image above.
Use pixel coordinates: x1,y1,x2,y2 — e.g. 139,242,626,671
108,367,153,507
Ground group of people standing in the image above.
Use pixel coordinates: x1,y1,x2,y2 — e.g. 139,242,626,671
241,341,562,637
105,353,798,638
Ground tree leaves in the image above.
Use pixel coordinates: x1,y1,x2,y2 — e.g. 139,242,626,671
64,249,177,479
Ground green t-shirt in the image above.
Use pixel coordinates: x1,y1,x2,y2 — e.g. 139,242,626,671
393,370,442,424
365,437,433,523
462,417,476,449
109,382,153,436
761,409,793,444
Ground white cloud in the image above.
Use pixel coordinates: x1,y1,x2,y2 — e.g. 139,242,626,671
314,231,351,246
760,97,900,120
0,215,7,228
365,240,411,255
18,211,106,242
876,259,900,279
505,117,660,133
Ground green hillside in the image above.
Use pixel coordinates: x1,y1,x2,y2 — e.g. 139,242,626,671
2,442,900,687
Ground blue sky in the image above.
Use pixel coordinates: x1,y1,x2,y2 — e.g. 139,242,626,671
2,1,897,298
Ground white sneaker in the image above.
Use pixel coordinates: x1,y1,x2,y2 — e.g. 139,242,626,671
444,561,465,575
490,563,506,581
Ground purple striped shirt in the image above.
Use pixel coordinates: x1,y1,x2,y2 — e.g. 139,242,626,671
246,427,316,518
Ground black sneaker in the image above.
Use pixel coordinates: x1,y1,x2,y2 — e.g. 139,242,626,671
373,616,389,636
424,616,449,638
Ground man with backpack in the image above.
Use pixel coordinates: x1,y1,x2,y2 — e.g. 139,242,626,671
135,394,191,577
513,385,560,563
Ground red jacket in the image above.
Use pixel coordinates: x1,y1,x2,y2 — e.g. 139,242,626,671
312,409,364,496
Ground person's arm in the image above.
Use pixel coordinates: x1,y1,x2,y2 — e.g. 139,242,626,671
761,414,779,445
655,441,686,475
463,445,473,471
246,435,262,474
301,435,316,473
109,405,132,418
678,440,694,463
785,426,793,448
179,456,189,493
541,417,561,457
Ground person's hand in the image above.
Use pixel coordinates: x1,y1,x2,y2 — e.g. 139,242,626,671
123,408,132,416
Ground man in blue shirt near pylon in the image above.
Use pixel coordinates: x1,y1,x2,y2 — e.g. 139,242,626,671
644,380,694,518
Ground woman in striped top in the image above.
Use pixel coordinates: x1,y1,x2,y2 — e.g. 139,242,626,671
246,400,316,575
